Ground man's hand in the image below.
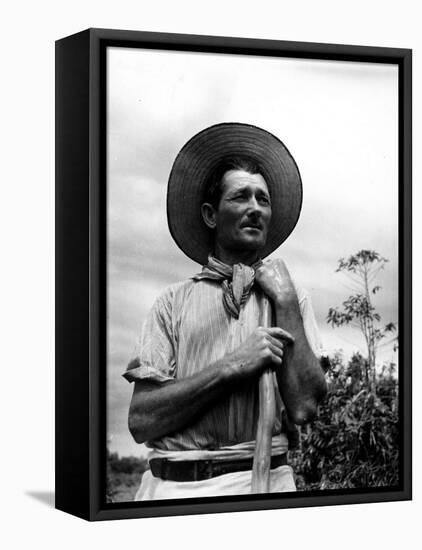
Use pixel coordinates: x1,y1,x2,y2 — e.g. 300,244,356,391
255,259,298,306
226,326,294,381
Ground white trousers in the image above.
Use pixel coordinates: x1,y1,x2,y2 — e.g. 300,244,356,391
135,464,296,500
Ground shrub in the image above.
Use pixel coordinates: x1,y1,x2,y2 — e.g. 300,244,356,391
291,352,399,490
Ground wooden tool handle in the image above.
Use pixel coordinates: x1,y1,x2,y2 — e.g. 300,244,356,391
251,295,276,493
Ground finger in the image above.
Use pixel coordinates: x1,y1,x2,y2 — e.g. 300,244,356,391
267,327,295,344
266,334,285,352
256,262,275,275
267,342,283,364
266,338,284,358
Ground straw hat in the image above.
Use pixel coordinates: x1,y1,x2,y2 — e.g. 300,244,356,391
167,122,302,265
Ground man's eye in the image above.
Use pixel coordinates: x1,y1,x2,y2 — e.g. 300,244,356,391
259,196,270,205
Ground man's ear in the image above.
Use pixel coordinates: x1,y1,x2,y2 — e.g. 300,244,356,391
201,203,217,230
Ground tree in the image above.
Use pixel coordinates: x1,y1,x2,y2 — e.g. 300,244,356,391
327,250,396,392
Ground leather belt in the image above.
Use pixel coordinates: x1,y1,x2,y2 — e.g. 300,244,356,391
149,453,288,482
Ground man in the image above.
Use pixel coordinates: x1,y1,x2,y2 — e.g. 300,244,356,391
124,123,327,499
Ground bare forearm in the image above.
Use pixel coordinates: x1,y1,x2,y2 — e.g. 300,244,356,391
129,324,289,443
129,359,237,443
274,298,327,424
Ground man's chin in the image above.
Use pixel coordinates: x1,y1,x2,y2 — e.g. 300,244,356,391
233,238,266,253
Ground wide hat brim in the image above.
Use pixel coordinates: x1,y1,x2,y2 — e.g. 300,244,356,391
167,122,303,265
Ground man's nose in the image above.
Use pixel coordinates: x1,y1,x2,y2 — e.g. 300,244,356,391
247,195,262,214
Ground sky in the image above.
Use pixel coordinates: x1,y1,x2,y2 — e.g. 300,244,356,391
107,47,398,457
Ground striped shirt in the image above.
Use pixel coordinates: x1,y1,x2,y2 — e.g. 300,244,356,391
123,259,323,453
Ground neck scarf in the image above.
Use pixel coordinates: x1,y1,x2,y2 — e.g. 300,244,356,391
192,255,262,319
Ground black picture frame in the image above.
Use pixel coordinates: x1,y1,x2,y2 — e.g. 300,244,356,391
55,28,412,521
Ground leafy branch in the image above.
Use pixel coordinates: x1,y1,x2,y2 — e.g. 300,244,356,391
327,250,397,391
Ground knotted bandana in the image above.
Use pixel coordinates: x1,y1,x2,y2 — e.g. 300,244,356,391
192,255,262,318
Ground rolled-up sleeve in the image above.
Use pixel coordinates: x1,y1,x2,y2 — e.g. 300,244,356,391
123,291,177,384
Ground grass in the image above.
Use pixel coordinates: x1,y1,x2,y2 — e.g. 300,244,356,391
107,471,144,503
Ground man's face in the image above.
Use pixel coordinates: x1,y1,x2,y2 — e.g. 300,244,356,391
212,169,272,254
